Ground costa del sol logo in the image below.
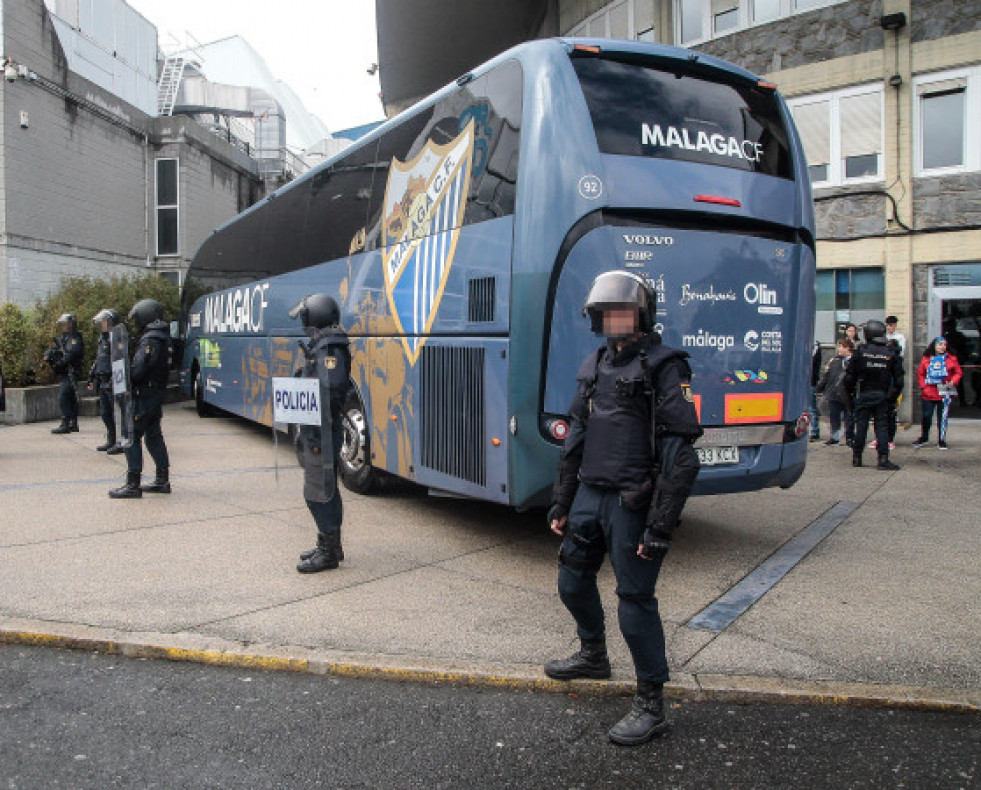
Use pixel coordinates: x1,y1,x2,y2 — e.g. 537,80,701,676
382,120,475,364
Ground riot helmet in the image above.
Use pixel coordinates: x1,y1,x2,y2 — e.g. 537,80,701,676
289,293,340,330
56,312,76,332
92,308,122,330
863,319,886,343
129,299,164,333
583,271,656,337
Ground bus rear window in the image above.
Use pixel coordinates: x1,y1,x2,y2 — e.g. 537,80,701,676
572,56,793,179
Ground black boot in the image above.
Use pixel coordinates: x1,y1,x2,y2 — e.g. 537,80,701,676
96,435,117,452
106,443,125,455
141,468,171,494
852,452,863,467
51,420,71,435
109,471,142,499
68,419,79,433
544,638,611,680
300,528,344,562
296,534,339,573
608,680,668,746
877,453,900,471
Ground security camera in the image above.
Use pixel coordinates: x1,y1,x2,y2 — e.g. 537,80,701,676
4,64,17,82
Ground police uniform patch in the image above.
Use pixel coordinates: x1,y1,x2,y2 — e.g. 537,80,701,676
325,356,337,370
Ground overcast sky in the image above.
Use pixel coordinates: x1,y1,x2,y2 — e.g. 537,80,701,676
126,0,384,133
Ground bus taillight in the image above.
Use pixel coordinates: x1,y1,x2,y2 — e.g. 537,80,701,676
795,413,811,438
694,194,741,207
546,418,569,441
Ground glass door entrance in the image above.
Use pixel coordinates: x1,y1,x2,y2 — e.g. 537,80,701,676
942,298,981,418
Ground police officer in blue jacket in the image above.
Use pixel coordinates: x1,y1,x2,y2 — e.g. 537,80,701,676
545,270,702,746
109,299,173,498
88,308,123,453
290,293,352,574
48,313,84,434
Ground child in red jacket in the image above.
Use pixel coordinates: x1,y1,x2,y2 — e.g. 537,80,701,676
913,337,963,450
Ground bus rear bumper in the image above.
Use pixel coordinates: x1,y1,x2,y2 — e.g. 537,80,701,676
692,438,807,495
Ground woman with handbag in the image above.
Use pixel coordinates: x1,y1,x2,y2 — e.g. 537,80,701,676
913,337,963,450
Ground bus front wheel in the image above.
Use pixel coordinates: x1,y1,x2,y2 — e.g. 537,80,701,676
339,391,377,494
194,367,215,418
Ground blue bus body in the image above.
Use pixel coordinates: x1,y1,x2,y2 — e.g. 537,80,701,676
180,38,815,508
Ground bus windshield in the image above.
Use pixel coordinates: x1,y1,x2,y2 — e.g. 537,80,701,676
571,54,793,179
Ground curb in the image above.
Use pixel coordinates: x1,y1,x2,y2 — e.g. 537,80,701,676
2,622,977,715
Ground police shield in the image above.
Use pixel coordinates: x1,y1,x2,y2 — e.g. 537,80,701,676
110,324,134,448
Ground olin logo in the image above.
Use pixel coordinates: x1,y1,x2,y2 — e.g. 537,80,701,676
744,283,783,315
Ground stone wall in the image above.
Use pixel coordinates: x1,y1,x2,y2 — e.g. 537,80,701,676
912,174,981,231
813,190,887,240
911,0,981,43
695,0,884,76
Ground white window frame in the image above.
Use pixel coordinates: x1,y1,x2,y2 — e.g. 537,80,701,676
569,0,654,42
675,0,845,47
788,84,885,189
155,158,180,258
913,66,981,177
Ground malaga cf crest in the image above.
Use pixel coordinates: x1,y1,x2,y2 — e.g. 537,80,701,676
382,120,475,364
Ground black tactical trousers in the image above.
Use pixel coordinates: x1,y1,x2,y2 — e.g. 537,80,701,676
124,388,170,474
853,391,890,453
557,482,669,684
98,384,116,438
58,375,78,421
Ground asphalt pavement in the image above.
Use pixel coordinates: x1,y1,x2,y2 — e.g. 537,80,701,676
3,644,977,789
0,403,978,713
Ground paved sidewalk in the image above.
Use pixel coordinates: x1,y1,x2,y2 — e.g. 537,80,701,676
1,404,978,712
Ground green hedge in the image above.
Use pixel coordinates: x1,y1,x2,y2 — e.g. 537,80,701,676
0,274,180,387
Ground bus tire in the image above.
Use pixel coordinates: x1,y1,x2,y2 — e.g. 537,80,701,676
339,390,377,495
194,366,215,418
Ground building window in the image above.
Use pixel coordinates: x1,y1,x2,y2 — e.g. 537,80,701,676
815,268,885,343
914,67,980,176
155,158,179,256
676,0,844,45
569,0,656,42
788,85,883,188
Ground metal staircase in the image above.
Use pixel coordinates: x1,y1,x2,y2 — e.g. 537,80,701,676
156,55,187,116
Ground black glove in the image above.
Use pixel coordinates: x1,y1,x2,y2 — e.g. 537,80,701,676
639,527,671,560
547,503,568,530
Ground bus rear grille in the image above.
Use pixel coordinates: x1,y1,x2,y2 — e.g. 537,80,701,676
468,277,496,323
420,346,486,486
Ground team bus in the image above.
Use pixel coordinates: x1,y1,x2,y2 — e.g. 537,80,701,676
180,37,816,508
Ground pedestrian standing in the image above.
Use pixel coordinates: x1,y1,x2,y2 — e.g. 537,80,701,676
87,309,124,454
884,316,907,360
808,340,822,442
843,323,860,348
844,320,903,470
912,337,963,450
291,294,352,574
109,299,172,498
545,271,702,746
47,313,84,434
817,338,853,446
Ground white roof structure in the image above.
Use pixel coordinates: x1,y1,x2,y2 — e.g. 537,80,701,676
177,36,331,153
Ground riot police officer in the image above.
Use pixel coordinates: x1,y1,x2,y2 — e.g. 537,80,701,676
109,299,173,498
290,294,352,573
48,313,84,434
844,319,904,470
546,270,702,746
88,309,123,453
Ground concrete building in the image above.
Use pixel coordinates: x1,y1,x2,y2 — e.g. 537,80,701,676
375,0,981,417
0,0,333,303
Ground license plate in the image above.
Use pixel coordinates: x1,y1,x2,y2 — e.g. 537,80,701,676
696,445,739,466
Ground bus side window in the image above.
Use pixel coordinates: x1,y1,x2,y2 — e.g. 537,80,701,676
302,140,380,266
